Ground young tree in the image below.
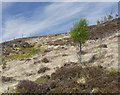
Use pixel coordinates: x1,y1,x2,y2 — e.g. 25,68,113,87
116,14,119,18
97,20,100,25
104,16,107,22
70,18,89,63
108,15,113,21
110,8,114,15
101,20,104,24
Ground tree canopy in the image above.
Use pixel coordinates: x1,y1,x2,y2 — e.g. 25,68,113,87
70,18,89,44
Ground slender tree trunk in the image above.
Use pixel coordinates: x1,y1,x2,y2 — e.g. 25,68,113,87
79,42,81,64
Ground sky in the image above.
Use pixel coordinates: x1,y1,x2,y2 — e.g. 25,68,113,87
1,2,118,42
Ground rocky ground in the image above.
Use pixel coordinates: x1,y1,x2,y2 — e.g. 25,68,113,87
0,18,119,94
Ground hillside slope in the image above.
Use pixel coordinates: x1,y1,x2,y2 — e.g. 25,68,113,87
0,18,119,93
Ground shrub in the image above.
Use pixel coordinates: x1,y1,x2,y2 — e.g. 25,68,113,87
2,76,15,82
104,16,107,22
2,62,6,69
97,20,100,25
108,15,113,21
38,67,50,74
31,47,36,54
16,80,50,93
15,63,118,93
49,80,57,89
116,14,119,17
41,58,49,63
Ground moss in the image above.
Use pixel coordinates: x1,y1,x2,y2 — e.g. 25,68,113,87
35,77,49,85
15,90,22,93
37,43,43,47
53,48,59,51
105,67,117,74
4,47,41,60
0,57,4,62
100,68,105,72
49,88,62,93
111,67,117,72
5,87,21,94
105,70,111,74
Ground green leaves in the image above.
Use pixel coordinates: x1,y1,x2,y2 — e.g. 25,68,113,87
70,18,89,44
108,15,113,21
2,62,6,69
116,14,119,17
